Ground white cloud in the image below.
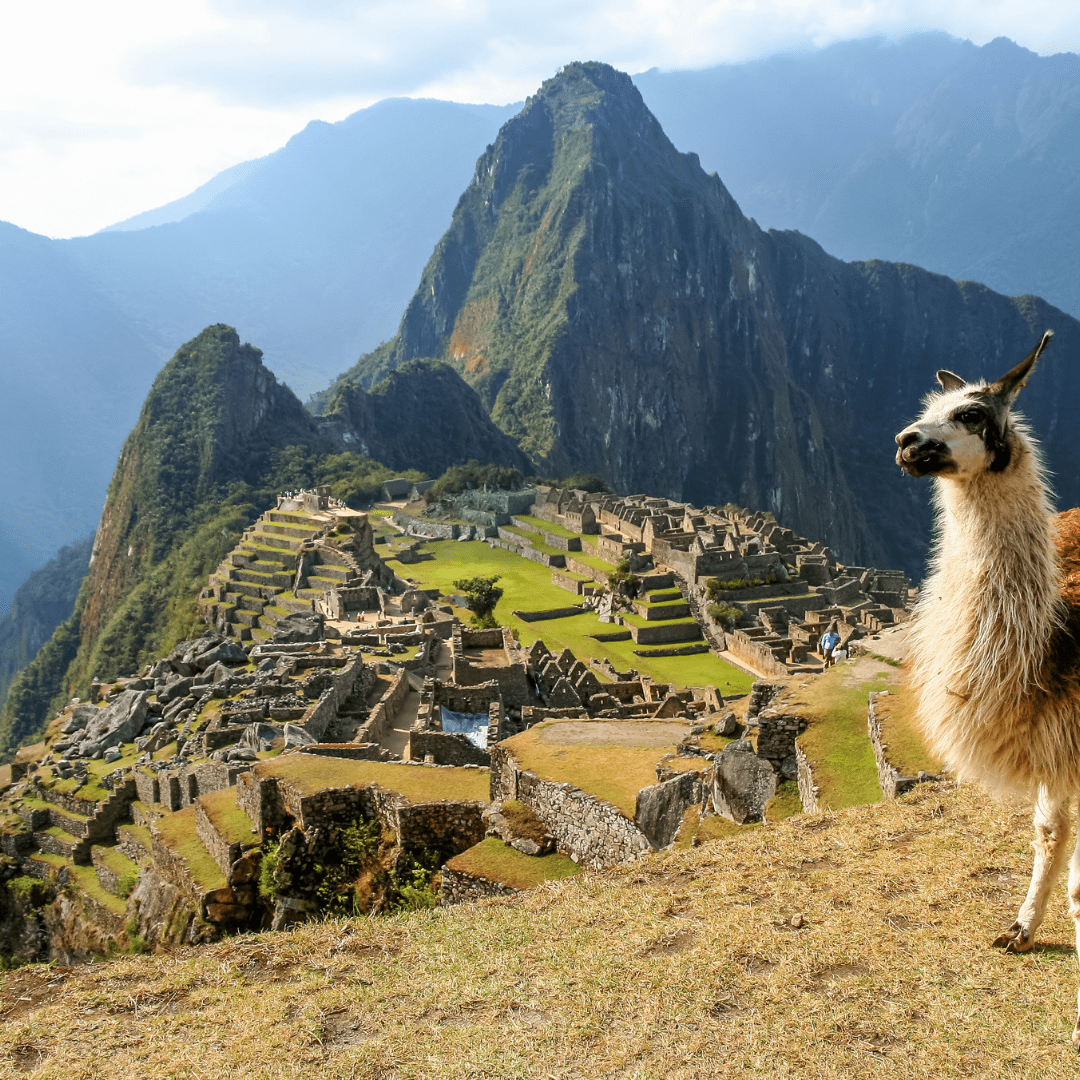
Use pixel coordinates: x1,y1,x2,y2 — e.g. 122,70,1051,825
2,0,1078,237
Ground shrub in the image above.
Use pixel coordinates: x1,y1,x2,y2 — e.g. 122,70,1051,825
708,603,742,629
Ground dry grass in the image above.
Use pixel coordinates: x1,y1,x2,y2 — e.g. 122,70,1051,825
875,681,943,777
500,721,689,815
252,756,491,804
5,782,1080,1077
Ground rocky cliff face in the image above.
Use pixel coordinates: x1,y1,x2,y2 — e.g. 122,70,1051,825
338,61,1080,575
320,360,531,477
82,324,323,651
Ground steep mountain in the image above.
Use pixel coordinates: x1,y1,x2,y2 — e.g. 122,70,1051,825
0,98,513,620
635,34,1080,320
0,536,93,715
320,360,531,477
329,61,1080,577
0,324,528,756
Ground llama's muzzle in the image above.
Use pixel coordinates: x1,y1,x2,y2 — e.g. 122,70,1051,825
895,429,950,477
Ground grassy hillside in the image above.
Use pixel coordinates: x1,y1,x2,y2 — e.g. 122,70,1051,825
3,781,1077,1077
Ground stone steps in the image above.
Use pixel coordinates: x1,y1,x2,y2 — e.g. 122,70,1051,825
233,568,292,588
249,531,305,553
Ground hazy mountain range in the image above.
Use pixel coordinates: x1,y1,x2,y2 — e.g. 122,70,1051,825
3,32,1079,610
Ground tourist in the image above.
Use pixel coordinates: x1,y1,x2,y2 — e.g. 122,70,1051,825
820,622,841,670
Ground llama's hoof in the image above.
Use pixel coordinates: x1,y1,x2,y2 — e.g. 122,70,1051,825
993,922,1033,952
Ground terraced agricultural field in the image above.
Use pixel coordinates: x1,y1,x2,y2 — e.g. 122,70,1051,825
386,537,754,696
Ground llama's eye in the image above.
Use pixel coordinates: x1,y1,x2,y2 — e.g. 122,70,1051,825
955,407,984,425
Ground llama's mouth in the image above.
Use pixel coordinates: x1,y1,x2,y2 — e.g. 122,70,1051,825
896,443,955,478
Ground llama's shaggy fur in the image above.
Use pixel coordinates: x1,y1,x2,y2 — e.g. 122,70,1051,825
896,330,1080,1043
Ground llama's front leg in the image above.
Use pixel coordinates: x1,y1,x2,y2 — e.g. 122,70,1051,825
994,786,1070,953
1067,815,1080,1046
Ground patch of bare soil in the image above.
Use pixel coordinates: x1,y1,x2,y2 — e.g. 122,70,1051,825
644,929,697,956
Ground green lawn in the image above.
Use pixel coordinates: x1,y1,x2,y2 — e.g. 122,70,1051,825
512,515,581,540
388,539,753,696
444,837,582,890
68,862,127,915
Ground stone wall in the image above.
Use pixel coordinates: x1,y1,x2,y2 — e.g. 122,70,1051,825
411,730,490,766
867,691,936,799
513,606,587,622
359,667,410,745
440,865,520,905
489,746,651,869
727,630,791,677
196,799,243,877
300,652,368,742
754,709,807,771
397,800,486,857
795,743,820,813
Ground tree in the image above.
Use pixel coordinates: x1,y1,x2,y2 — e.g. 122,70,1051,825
453,576,503,628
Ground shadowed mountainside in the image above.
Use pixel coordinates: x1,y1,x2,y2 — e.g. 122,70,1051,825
325,61,1080,578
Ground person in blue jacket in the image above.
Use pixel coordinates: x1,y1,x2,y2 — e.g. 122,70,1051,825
820,622,841,670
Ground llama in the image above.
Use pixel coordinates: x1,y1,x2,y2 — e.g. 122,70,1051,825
895,329,1080,1042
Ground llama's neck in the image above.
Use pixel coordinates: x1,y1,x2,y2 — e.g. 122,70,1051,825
926,434,1060,701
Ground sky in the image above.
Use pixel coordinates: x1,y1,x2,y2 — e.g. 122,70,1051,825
3,0,1079,239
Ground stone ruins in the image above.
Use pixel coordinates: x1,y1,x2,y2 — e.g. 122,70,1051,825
0,482,917,963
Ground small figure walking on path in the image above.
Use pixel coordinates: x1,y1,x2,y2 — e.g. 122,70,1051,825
820,621,841,671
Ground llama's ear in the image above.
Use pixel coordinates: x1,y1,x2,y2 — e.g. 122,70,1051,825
936,370,966,391
989,330,1053,404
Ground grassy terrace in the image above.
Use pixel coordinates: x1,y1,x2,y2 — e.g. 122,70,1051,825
68,863,127,915
199,787,259,847
444,837,581,890
872,681,942,777
153,806,227,893
499,720,690,817
512,514,581,540
785,656,900,810
94,844,140,883
619,611,699,629
498,527,567,558
390,539,753,695
252,756,490,804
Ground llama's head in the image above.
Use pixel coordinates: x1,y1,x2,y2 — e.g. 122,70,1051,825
895,331,1053,480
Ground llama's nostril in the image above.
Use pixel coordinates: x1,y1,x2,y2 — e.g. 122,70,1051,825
896,430,917,448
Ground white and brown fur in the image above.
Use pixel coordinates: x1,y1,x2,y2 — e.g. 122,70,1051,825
897,330,1080,1043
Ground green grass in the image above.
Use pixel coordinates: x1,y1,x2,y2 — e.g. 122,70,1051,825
93,844,140,881
500,722,687,816
873,682,942,777
198,787,259,847
68,862,128,915
444,837,582,890
390,539,753,695
49,741,145,802
498,527,568,559
153,806,227,893
619,611,699,629
789,659,898,810
513,515,581,540
252,756,491,804
765,780,803,821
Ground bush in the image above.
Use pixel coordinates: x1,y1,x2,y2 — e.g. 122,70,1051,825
708,603,742,629
707,577,764,598
390,854,441,912
424,461,523,503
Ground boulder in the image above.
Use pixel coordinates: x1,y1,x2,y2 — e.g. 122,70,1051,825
272,612,325,644
158,675,194,705
61,703,100,735
194,640,247,669
282,723,317,749
241,723,284,752
634,769,704,849
710,709,739,736
710,741,777,825
70,690,150,759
